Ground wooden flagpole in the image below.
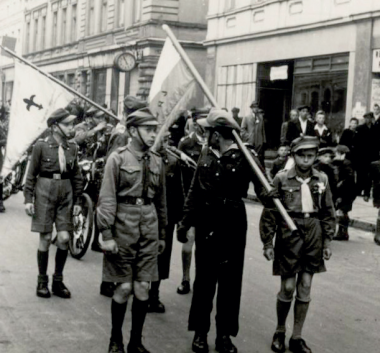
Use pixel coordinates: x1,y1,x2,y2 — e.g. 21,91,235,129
162,24,298,232
0,45,120,121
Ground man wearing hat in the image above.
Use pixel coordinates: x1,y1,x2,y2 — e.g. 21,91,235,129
286,106,315,144
24,108,83,299
97,107,167,353
353,112,379,196
260,136,335,353
177,109,268,353
241,101,267,165
176,108,208,296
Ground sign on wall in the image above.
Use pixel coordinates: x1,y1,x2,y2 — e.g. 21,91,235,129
372,49,380,73
371,78,380,109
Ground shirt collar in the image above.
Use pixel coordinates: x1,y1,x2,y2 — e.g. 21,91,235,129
209,143,239,158
287,166,320,180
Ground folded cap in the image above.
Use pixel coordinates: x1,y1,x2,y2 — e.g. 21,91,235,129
126,107,158,127
297,105,311,112
197,108,241,131
191,107,210,121
363,112,374,119
47,108,76,127
250,101,259,108
124,95,146,115
318,147,335,156
86,106,98,116
291,136,319,153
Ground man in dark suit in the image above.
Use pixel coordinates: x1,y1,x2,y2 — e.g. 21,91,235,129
286,106,315,144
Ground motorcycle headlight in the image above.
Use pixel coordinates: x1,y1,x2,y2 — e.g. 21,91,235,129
82,164,91,171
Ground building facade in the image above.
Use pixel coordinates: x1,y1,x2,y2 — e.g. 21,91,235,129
0,0,208,115
205,0,380,148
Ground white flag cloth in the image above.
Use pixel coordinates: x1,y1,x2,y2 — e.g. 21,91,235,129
1,62,74,177
148,38,200,125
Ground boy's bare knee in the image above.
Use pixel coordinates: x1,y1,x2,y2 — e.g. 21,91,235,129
134,281,149,301
114,283,132,302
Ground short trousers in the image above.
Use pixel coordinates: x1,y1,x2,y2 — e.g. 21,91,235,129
102,203,159,283
31,177,74,233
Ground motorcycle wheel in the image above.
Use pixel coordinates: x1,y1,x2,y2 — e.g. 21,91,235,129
69,193,94,260
2,174,14,200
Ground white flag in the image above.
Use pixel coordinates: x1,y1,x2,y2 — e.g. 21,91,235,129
1,62,74,177
148,38,201,125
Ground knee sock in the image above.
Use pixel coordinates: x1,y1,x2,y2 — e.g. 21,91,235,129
276,298,292,333
150,280,160,299
182,251,192,281
130,297,149,343
54,248,68,278
292,299,310,339
37,250,49,276
111,299,128,343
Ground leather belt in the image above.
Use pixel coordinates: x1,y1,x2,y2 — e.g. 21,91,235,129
39,172,70,180
118,196,152,205
289,212,317,219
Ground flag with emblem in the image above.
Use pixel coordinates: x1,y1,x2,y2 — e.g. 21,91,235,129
148,37,201,125
1,62,75,177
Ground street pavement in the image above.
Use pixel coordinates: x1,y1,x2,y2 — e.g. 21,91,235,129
0,194,379,353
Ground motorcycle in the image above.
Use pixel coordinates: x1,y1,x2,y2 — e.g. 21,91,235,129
68,143,105,259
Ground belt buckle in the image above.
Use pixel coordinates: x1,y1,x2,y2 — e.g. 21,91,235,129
136,198,143,205
304,213,310,218
53,174,61,180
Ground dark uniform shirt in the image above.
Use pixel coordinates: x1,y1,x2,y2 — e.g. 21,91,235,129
24,135,83,205
332,158,356,212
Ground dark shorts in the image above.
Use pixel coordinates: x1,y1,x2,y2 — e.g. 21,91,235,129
102,203,159,283
273,217,326,276
31,177,74,233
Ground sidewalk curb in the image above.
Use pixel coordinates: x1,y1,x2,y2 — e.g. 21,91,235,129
246,193,376,233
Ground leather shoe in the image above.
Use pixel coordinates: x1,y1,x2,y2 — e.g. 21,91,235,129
333,233,349,241
215,335,237,353
127,341,150,353
52,281,71,298
177,280,190,295
36,282,51,298
109,340,125,353
192,333,208,353
100,282,116,298
91,242,103,252
271,332,285,353
289,338,312,353
0,202,5,213
147,298,165,313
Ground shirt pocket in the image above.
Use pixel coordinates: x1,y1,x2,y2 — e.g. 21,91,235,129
120,165,141,188
149,166,160,189
280,186,300,208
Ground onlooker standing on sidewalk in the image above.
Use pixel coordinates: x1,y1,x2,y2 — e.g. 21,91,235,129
332,145,356,241
231,107,242,126
314,147,337,201
285,106,315,144
313,111,332,147
353,112,378,196
339,117,358,161
280,109,298,144
241,101,266,165
367,152,380,245
24,108,83,299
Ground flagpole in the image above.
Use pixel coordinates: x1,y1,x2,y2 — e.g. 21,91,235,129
0,45,120,121
162,24,298,233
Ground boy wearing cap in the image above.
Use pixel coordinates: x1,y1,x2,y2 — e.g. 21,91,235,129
314,147,337,200
270,143,290,181
24,108,83,299
260,136,335,353
97,107,166,353
177,109,267,353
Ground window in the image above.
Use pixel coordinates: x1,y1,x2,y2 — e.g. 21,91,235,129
52,11,58,46
71,4,77,41
101,0,108,32
217,64,256,117
133,0,141,23
62,8,67,44
118,0,125,27
25,20,31,53
88,0,95,35
92,69,107,104
34,18,38,51
41,16,46,49
67,73,75,89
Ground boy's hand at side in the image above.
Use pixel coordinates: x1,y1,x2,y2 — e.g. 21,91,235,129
264,248,275,261
323,247,332,260
101,239,119,254
25,203,35,217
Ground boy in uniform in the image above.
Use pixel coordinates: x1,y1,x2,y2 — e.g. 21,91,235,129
97,107,167,353
260,136,336,353
24,108,83,299
177,109,268,353
270,143,290,181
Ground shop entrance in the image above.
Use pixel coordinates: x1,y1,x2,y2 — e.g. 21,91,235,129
257,61,294,150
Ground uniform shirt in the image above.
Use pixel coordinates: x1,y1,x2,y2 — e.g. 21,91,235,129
97,143,167,241
24,135,83,204
180,144,267,230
